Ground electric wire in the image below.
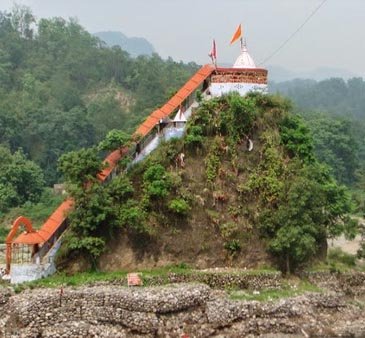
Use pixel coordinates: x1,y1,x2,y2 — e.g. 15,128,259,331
258,0,328,66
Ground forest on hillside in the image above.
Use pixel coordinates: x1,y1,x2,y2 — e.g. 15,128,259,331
0,6,198,217
270,78,365,191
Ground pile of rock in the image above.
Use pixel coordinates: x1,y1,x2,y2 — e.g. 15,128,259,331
0,287,12,306
305,271,365,295
93,270,283,291
1,281,364,337
165,270,283,290
1,284,210,336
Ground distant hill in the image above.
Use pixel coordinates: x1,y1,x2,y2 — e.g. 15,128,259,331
216,63,357,82
267,65,357,82
268,75,365,125
94,31,155,57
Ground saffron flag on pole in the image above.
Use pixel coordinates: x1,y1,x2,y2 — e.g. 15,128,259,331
209,39,217,60
230,24,242,45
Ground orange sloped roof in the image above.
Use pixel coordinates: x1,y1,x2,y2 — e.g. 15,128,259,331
105,149,122,165
134,64,214,137
144,117,158,129
148,116,160,124
135,124,151,136
151,109,166,120
176,87,192,98
168,96,182,108
159,105,171,115
98,149,131,182
13,232,47,245
14,199,73,245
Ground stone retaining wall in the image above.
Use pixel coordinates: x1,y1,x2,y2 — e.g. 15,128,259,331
92,270,283,291
146,270,283,290
304,271,365,296
0,287,12,306
1,271,365,337
1,282,364,337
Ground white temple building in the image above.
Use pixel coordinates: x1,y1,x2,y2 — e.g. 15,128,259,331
209,41,268,97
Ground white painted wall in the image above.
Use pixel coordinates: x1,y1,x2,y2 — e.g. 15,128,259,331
210,83,267,97
132,134,161,164
10,239,61,284
10,262,56,284
132,100,200,165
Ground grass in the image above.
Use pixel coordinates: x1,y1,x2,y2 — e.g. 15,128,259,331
0,227,8,242
327,248,356,267
11,264,283,293
310,248,364,273
12,264,193,292
14,271,129,292
229,280,322,302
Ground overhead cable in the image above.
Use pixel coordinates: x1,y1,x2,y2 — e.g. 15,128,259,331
258,0,328,66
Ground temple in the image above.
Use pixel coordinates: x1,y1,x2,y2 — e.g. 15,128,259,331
1,35,268,283
210,41,268,96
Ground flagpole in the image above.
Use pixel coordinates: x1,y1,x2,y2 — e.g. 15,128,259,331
209,39,218,69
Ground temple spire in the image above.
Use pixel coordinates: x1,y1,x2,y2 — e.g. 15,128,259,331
233,39,256,69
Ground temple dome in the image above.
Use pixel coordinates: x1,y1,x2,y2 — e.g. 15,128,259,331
233,43,256,69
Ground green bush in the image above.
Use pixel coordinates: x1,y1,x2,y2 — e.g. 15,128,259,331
280,115,314,162
98,129,131,152
328,248,356,267
0,146,45,212
143,163,172,199
168,198,190,216
205,137,222,183
0,226,8,242
220,222,239,239
228,94,257,137
107,175,134,203
58,147,102,186
224,239,241,254
185,125,204,150
118,200,147,233
196,90,202,102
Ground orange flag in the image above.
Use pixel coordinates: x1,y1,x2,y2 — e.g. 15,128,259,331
230,24,242,45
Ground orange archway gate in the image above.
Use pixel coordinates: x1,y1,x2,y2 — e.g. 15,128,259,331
5,216,35,273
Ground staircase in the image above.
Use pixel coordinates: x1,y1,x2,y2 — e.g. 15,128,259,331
5,65,215,283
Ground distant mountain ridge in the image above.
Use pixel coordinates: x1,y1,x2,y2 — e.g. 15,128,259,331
94,31,155,57
267,65,358,82
216,62,358,82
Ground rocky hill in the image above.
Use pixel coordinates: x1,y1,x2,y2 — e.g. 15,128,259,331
60,93,354,275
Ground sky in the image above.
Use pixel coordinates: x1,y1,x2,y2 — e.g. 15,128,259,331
1,0,365,76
